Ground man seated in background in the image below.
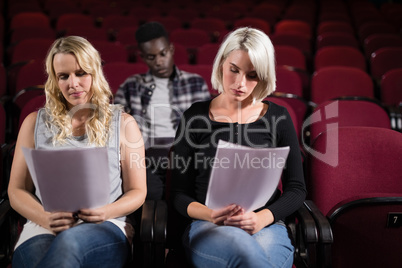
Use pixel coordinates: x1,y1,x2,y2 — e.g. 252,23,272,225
114,21,211,200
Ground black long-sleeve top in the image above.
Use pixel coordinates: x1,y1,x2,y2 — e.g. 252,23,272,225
170,100,306,223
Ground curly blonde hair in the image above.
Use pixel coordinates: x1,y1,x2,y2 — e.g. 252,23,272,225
44,36,113,146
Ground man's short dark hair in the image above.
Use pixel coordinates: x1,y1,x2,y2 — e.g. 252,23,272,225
135,22,169,44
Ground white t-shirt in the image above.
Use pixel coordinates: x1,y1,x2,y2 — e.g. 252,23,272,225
145,76,176,138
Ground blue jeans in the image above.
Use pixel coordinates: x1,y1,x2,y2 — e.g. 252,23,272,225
12,221,130,268
183,220,294,268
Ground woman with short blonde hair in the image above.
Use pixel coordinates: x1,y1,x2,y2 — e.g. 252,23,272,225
171,27,305,267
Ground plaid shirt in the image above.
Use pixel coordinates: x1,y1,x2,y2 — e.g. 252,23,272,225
114,66,211,139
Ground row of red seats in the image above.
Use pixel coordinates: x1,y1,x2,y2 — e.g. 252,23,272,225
6,10,402,49
2,52,401,108
2,37,401,100
1,1,401,109
2,0,402,117
4,0,402,53
3,6,402,71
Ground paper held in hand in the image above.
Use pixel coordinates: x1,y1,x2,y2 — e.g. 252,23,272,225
205,140,290,213
22,147,110,212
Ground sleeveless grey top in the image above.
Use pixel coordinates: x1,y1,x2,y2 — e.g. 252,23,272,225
34,105,126,222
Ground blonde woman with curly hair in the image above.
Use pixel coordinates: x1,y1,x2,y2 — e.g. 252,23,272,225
8,36,146,267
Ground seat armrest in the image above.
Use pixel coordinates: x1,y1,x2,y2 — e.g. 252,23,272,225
0,199,11,228
153,200,168,267
386,104,401,132
296,202,318,243
304,200,333,267
139,200,168,268
0,199,13,265
140,200,155,243
139,200,168,244
154,200,167,244
304,200,333,243
289,201,318,267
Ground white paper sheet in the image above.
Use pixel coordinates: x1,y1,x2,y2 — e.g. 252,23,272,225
205,140,290,212
22,147,110,212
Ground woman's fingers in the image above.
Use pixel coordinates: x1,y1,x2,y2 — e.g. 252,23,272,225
48,212,76,233
224,211,267,235
78,208,107,223
211,204,244,224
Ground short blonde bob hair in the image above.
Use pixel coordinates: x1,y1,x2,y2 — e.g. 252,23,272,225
211,27,276,102
44,36,113,146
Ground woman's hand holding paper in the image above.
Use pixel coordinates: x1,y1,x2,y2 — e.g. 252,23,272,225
47,212,77,233
78,206,109,224
210,204,243,225
224,209,274,235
